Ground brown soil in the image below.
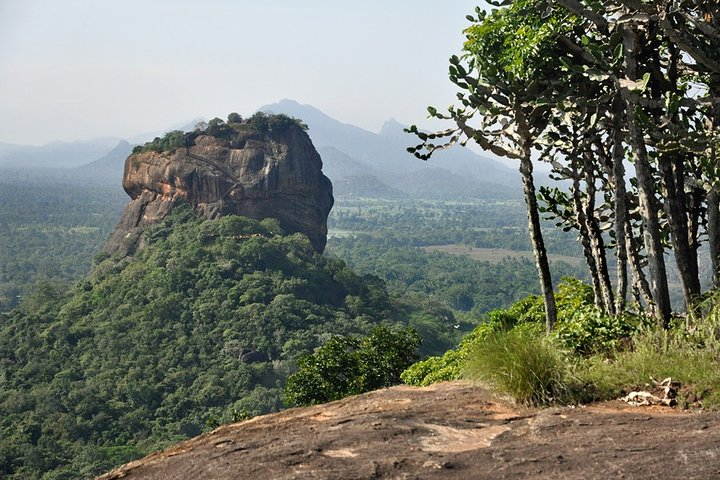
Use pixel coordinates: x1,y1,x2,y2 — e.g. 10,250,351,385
98,382,720,479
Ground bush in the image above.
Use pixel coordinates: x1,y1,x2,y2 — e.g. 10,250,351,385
401,351,462,386
248,112,308,134
401,299,544,386
553,307,644,356
134,130,187,154
463,327,571,406
284,326,421,406
548,278,647,356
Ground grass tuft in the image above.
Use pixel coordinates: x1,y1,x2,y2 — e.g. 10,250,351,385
463,327,571,406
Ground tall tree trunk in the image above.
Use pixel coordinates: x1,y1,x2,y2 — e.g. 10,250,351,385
611,101,629,311
659,154,699,311
622,25,672,327
518,113,557,333
709,188,720,286
685,171,703,295
656,43,701,311
708,82,720,286
625,216,654,310
582,154,615,314
571,160,603,308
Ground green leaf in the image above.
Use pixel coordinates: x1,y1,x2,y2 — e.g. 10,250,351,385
640,72,651,91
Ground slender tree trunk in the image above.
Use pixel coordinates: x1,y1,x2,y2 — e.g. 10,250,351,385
659,154,699,311
622,25,672,327
687,170,706,295
611,102,629,311
655,43,701,310
709,188,720,286
625,216,654,310
571,160,603,308
708,83,720,286
517,115,557,333
582,154,615,314
685,172,702,295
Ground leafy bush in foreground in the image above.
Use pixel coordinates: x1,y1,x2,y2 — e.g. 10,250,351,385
404,280,720,409
284,326,421,406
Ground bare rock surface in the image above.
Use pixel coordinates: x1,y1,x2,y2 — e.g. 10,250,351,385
104,124,333,255
98,381,720,479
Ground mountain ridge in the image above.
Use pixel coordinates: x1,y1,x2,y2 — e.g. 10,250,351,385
260,99,521,199
2,100,522,199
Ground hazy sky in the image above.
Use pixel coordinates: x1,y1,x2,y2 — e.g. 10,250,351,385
0,0,481,145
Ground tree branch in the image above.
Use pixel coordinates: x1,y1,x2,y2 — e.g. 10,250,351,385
658,12,720,74
555,0,609,33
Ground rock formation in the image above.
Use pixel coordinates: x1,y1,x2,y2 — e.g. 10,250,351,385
104,115,333,255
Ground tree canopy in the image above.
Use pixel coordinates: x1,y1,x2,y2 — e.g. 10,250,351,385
409,0,720,326
0,209,409,478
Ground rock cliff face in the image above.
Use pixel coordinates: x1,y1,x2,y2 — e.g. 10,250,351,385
104,118,333,255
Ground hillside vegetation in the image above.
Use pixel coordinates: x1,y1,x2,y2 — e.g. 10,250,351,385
0,181,125,311
0,209,421,479
403,279,720,410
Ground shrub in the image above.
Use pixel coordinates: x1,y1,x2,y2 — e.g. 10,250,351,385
463,327,571,406
284,326,421,406
206,118,233,138
553,307,645,356
401,351,462,386
401,300,543,386
134,130,188,154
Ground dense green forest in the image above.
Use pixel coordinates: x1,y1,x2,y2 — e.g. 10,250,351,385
329,198,583,255
0,180,125,311
328,236,583,315
0,175,590,478
0,209,425,478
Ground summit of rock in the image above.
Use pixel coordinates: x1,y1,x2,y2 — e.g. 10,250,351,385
104,114,333,255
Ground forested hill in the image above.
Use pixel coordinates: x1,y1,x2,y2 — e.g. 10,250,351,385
0,209,426,479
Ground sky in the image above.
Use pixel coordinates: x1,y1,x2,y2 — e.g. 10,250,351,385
0,0,482,146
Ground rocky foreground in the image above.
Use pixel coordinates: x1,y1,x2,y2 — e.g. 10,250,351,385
99,382,720,479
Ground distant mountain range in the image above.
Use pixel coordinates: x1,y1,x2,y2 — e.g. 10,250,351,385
0,137,123,169
0,119,201,171
0,100,522,200
260,99,521,199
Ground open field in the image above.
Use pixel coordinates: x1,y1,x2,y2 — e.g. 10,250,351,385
421,244,585,267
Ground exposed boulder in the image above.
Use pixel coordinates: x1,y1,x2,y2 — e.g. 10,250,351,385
104,115,334,255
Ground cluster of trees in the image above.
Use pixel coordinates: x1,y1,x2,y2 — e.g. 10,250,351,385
284,325,420,406
410,0,720,330
0,181,125,311
329,198,583,255
133,112,308,154
329,235,585,318
0,210,420,478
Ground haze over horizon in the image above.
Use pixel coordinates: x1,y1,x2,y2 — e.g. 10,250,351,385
0,1,480,146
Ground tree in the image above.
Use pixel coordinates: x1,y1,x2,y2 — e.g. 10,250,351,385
284,326,421,406
411,0,720,326
408,1,583,332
